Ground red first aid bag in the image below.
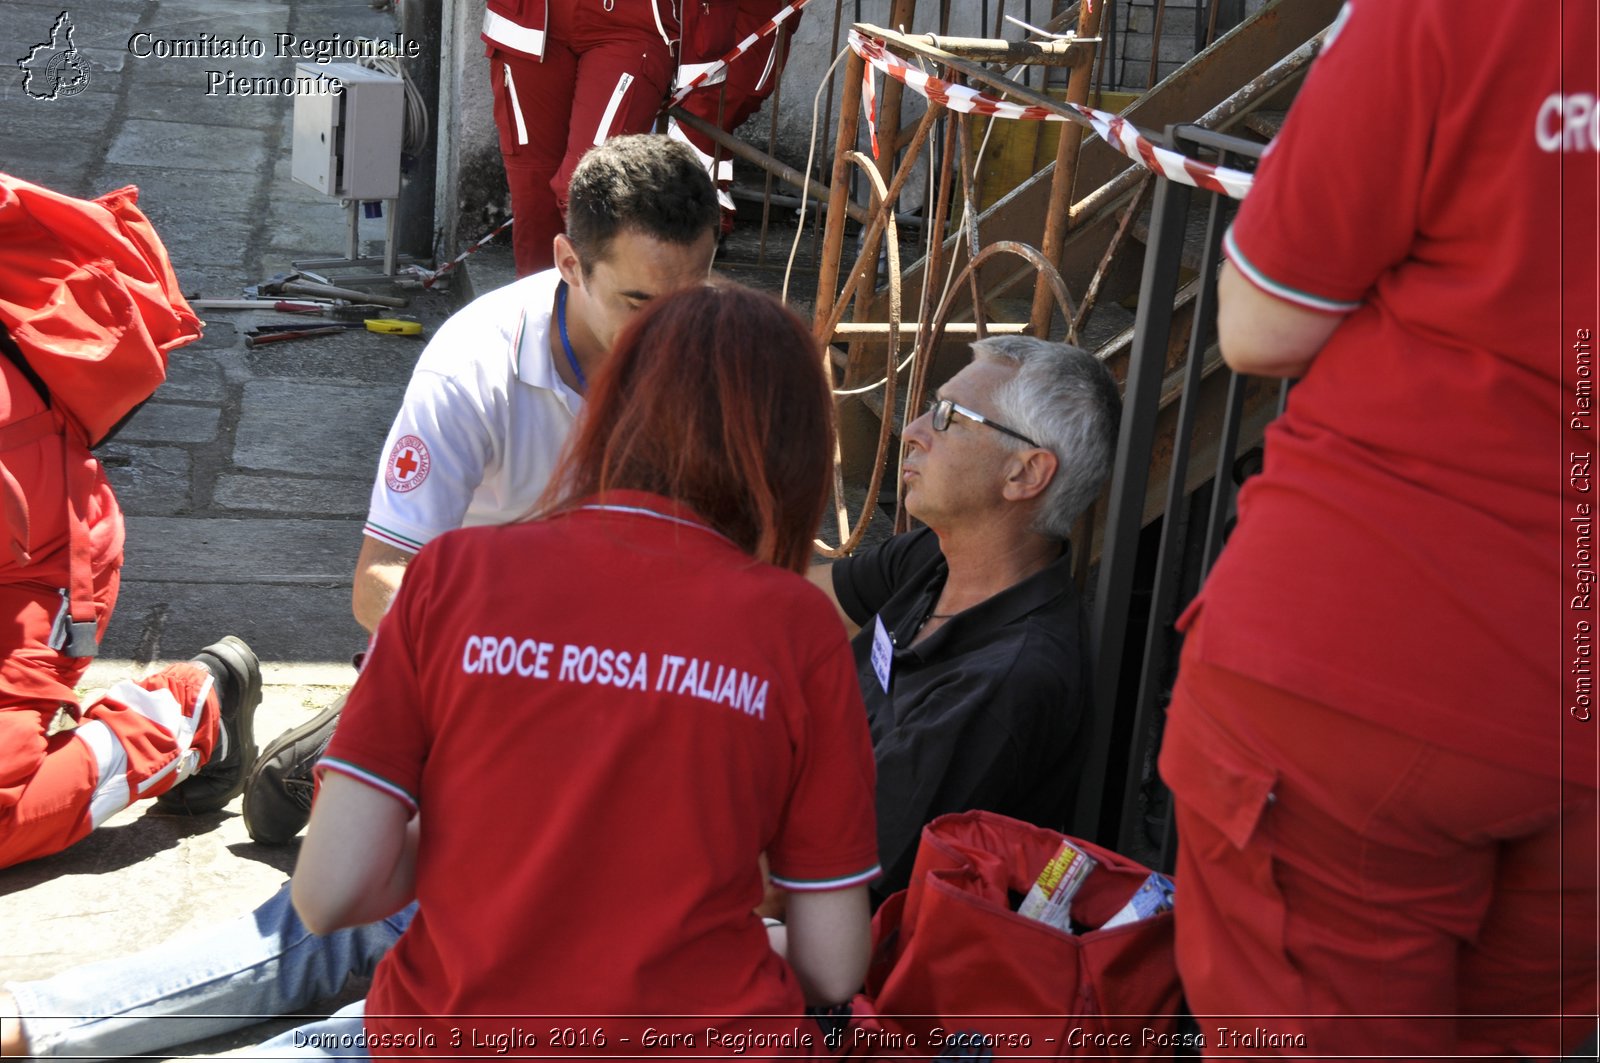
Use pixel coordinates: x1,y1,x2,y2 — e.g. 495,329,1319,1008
846,811,1182,1059
0,173,198,446
0,173,198,655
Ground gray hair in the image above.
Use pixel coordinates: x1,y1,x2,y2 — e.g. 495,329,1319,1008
973,335,1121,540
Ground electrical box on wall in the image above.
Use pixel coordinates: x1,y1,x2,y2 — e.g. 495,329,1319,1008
291,63,404,200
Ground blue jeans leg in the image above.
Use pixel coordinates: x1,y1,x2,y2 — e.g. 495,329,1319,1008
6,880,412,1061
254,999,369,1060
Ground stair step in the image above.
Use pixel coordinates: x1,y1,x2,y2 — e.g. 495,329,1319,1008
1129,204,1214,272
1079,301,1137,352
1241,109,1289,140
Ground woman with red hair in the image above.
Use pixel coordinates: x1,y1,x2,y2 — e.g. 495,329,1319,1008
290,283,879,1057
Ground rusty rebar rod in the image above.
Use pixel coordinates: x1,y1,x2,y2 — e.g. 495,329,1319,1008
912,84,960,374
817,151,903,559
954,96,987,339
1071,172,1151,337
1026,0,1105,336
887,33,1094,65
818,103,943,351
812,44,866,333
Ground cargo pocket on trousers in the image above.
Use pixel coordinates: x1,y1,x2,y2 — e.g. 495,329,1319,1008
1159,685,1300,979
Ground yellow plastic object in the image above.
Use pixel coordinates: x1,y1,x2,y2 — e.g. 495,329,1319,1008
365,318,423,335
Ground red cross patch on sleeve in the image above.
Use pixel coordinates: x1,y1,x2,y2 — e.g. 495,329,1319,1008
385,435,432,493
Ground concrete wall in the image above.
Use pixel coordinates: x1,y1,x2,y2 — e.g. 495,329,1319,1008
435,0,504,261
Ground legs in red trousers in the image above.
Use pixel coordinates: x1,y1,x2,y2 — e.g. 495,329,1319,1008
1159,644,1598,1059
0,583,222,869
671,1,799,232
489,2,676,276
673,1,798,169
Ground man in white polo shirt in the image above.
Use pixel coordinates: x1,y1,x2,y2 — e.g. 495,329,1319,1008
244,133,720,844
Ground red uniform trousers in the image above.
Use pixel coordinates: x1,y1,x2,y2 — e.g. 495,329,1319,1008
1159,635,1598,1059
0,580,223,870
673,0,799,175
489,1,676,276
0,378,220,869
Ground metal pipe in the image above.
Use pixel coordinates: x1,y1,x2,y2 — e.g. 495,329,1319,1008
956,106,987,337
912,91,959,370
1116,176,1227,856
1071,172,1150,337
666,107,871,225
1078,175,1194,843
870,0,919,190
889,34,1093,65
850,0,919,351
812,0,850,274
729,186,925,229
1027,0,1105,335
815,150,903,559
757,23,785,265
812,45,865,334
818,103,943,349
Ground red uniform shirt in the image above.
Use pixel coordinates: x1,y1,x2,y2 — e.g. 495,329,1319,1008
324,491,880,1056
1192,0,1598,780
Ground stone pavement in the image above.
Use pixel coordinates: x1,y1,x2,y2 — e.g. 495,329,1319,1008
1,0,458,1056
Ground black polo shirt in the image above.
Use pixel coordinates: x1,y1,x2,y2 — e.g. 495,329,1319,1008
833,527,1090,900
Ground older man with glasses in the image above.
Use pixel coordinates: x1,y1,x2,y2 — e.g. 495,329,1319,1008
809,336,1121,900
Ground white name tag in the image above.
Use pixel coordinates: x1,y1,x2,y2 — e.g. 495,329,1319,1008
870,614,894,692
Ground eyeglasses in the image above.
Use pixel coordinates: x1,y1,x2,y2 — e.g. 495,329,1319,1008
926,397,1042,449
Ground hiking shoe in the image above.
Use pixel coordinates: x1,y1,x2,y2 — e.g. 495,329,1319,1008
156,636,262,814
242,692,345,845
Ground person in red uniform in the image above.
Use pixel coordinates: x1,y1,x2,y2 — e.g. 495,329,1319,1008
485,0,735,275
0,177,261,870
290,283,878,1054
671,0,803,231
1157,1,1599,1055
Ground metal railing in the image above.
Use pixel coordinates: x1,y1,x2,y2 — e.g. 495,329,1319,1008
1073,125,1284,867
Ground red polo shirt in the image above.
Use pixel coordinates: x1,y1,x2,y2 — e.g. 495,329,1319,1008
1191,0,1597,781
325,491,880,1056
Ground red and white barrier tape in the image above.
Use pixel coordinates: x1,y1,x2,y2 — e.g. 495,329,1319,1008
409,217,515,289
848,28,1254,200
666,0,816,108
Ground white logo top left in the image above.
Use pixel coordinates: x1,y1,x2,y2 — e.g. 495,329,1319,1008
18,11,90,101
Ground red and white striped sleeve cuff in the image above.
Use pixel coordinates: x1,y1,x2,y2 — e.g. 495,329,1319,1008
1224,227,1362,316
317,757,418,814
770,862,882,893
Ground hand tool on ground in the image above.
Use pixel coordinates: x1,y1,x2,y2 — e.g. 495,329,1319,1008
249,318,423,336
191,299,405,320
243,326,348,348
249,272,409,309
190,298,340,313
